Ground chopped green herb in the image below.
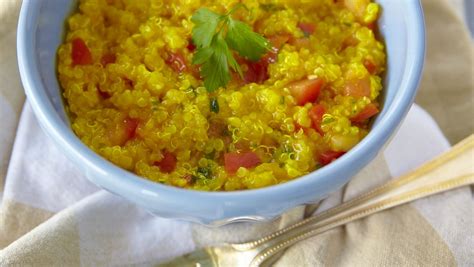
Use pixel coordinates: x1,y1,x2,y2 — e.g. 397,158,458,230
280,95,285,105
222,128,231,136
185,86,197,97
151,98,159,111
191,5,270,92
205,151,216,159
321,114,336,124
260,3,283,12
282,144,294,154
197,166,213,179
210,97,220,113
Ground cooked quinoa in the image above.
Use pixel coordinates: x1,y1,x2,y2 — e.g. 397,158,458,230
57,0,385,191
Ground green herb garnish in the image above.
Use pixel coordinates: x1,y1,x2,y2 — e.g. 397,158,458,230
197,166,213,179
191,5,271,92
210,97,220,113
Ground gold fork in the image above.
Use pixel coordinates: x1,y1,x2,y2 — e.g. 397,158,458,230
159,135,474,267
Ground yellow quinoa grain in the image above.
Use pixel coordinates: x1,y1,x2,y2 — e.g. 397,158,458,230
58,0,385,191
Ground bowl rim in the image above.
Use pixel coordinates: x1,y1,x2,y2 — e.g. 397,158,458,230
17,0,425,203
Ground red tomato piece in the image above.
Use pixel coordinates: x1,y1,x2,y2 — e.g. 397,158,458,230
298,22,316,36
101,53,116,66
288,78,324,105
71,38,92,65
224,152,261,174
319,150,345,166
97,88,111,99
245,61,269,84
243,34,293,84
363,59,377,74
351,103,379,122
343,76,371,97
268,34,292,50
290,38,312,49
308,104,326,135
155,151,177,173
187,42,196,51
340,35,359,51
262,34,292,63
123,118,139,141
166,52,187,73
367,22,376,31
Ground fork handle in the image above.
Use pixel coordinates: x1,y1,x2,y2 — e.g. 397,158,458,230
247,135,474,267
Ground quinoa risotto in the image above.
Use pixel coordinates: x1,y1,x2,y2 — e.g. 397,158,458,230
57,0,385,191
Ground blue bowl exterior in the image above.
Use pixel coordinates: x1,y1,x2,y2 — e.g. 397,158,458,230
17,0,425,225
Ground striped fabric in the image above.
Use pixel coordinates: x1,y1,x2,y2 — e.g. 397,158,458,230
0,0,473,265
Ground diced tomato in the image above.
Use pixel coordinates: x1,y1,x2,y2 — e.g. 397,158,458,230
288,78,324,105
298,22,316,36
340,35,359,51
262,34,292,63
123,118,139,141
107,117,139,146
224,152,261,174
351,103,379,122
308,104,326,135
187,42,196,51
268,34,292,50
71,38,92,65
290,38,311,50
97,87,111,99
367,22,376,31
155,151,177,173
245,61,269,84
166,52,187,73
363,59,377,74
319,150,345,166
243,34,293,84
343,76,371,97
101,53,116,66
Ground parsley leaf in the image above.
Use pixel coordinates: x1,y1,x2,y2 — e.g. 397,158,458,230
225,19,270,61
191,8,222,48
200,33,232,92
191,5,270,92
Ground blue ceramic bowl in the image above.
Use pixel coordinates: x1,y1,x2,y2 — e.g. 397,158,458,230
17,0,425,225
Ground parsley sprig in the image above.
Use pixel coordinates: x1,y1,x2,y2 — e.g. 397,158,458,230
191,5,271,92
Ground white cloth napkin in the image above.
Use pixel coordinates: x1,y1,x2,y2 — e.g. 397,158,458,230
1,102,472,266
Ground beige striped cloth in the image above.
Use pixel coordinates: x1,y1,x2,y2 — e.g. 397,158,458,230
0,0,473,266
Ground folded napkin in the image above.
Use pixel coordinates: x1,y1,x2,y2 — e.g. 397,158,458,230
0,0,473,266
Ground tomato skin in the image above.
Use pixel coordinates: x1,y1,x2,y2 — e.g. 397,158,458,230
298,22,316,36
71,38,93,65
97,87,111,99
288,78,324,105
243,34,292,84
123,118,139,141
224,152,261,174
343,76,371,97
155,152,177,173
363,59,377,74
166,52,187,73
268,34,291,50
308,104,326,135
187,42,196,51
319,150,345,166
351,103,379,122
245,61,269,84
100,53,116,66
